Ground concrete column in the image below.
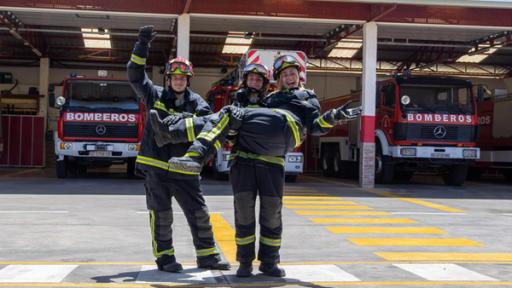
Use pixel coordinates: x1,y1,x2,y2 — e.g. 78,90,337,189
359,22,377,188
177,14,190,59
38,58,50,121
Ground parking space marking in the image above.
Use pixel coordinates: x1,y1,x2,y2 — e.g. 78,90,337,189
0,211,69,214
0,265,77,283
283,200,356,205
136,265,216,284
393,264,498,281
281,265,360,282
391,212,466,215
377,252,512,262
327,227,446,234
209,213,236,263
349,238,483,247
296,211,391,216
310,218,417,224
285,205,372,210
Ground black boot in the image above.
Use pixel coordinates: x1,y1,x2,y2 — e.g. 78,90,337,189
197,257,231,270
236,262,253,277
149,110,173,148
259,262,285,277
155,255,183,273
168,155,203,174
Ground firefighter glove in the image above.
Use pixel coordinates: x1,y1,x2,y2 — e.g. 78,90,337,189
138,25,157,45
162,112,193,126
333,100,362,121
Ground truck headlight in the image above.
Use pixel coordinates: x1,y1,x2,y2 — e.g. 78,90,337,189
128,144,140,151
463,149,477,158
400,148,416,156
288,155,303,163
60,142,72,150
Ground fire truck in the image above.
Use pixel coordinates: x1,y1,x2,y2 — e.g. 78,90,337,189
53,75,144,178
318,76,480,186
205,49,307,182
472,88,512,181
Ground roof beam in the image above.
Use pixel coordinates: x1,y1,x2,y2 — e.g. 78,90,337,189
0,11,43,57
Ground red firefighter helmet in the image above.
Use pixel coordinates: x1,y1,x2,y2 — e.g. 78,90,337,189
166,57,194,77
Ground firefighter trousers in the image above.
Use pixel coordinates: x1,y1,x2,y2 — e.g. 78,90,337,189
229,157,285,264
143,169,221,264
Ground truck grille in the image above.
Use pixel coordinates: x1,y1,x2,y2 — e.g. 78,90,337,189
394,123,476,142
63,122,138,139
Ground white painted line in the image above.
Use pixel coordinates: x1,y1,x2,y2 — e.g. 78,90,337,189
282,265,360,282
0,211,69,214
393,264,498,281
0,265,78,283
391,212,466,215
503,213,512,216
136,265,216,284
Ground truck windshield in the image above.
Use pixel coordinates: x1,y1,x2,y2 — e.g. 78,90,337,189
399,84,474,114
65,80,139,112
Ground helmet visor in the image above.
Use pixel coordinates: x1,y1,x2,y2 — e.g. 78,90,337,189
167,62,192,75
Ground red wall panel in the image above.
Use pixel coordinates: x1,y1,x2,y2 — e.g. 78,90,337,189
0,115,45,167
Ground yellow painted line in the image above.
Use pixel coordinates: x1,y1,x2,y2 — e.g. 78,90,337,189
2,282,512,287
377,252,512,262
303,175,465,213
296,211,391,216
349,238,483,246
311,218,417,224
209,213,236,263
283,200,356,205
327,226,446,234
285,205,372,210
284,196,343,200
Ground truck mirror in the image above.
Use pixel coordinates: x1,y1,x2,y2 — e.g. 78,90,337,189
55,96,66,108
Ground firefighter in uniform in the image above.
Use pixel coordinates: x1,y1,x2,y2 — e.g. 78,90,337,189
127,25,230,273
153,55,361,277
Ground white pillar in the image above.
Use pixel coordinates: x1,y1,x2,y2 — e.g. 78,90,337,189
39,58,50,121
177,14,190,59
359,22,377,188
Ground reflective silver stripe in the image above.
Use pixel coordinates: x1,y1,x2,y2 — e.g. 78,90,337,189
273,109,301,148
316,116,334,128
150,210,175,257
260,236,281,247
130,54,146,65
185,118,196,142
196,247,218,257
136,155,199,175
197,114,229,141
236,235,256,245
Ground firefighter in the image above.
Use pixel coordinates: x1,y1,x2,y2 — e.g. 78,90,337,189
127,25,230,273
157,54,361,277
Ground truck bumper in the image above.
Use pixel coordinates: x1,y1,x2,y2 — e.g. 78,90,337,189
389,145,480,160
54,137,139,161
215,151,304,175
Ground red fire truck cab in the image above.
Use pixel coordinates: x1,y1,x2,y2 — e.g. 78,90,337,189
53,76,144,178
319,76,480,186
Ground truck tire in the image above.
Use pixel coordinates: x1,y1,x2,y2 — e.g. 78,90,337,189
56,159,67,178
321,144,335,177
443,164,468,186
502,170,512,182
127,158,136,178
467,167,482,181
396,170,414,182
375,142,394,184
285,175,298,183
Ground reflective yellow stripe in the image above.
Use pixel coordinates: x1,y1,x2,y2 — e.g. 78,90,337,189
247,104,260,108
236,151,285,166
154,101,175,114
136,155,199,175
236,235,256,245
184,151,201,158
260,236,281,247
185,118,196,142
214,140,221,150
316,116,334,128
130,54,146,65
196,247,218,257
273,109,301,148
197,114,229,141
150,210,175,257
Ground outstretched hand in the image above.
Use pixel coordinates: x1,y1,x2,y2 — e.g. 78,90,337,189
138,25,157,45
333,100,362,120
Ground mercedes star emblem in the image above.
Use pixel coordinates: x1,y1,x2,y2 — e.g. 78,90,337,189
433,126,447,139
95,124,107,136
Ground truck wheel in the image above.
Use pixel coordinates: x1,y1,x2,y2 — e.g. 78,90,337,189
321,146,334,177
396,170,414,182
502,170,512,182
467,167,482,181
443,164,468,186
56,159,68,178
127,158,136,178
375,143,394,184
285,175,298,183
